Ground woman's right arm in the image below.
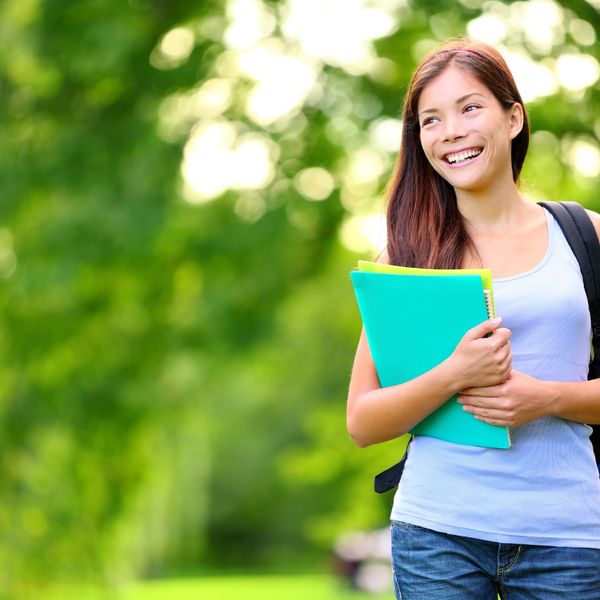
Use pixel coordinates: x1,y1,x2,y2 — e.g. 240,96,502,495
346,253,512,448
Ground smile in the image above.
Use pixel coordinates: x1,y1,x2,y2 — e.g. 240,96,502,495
444,147,483,165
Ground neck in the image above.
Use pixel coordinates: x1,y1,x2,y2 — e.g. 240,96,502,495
455,179,528,235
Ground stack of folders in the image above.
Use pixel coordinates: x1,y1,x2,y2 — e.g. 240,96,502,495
350,260,511,449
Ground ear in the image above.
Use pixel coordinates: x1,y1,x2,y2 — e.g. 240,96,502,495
507,102,524,140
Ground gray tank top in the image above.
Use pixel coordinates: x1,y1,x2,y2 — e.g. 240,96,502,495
391,207,600,548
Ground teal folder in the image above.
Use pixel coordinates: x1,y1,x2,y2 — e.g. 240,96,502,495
350,270,510,449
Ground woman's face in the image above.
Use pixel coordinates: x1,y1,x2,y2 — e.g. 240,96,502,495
417,65,523,195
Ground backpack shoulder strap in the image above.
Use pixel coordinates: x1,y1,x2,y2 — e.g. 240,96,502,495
374,451,409,493
537,201,600,377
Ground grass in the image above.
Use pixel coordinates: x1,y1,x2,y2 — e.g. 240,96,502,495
126,574,393,600
36,574,395,600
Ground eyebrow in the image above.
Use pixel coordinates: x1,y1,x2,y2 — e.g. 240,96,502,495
418,92,487,117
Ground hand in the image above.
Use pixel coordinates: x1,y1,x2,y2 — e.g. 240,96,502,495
457,370,553,427
446,317,512,391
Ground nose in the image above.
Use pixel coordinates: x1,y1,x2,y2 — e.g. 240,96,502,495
441,115,466,142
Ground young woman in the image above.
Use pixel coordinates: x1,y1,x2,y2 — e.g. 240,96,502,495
347,38,600,599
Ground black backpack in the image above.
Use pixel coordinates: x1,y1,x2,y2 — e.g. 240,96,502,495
374,201,600,494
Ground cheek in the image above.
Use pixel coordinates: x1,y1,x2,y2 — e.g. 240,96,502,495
492,118,514,144
419,133,434,160
419,137,442,173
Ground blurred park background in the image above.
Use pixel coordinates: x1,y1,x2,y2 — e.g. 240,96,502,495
2,0,599,598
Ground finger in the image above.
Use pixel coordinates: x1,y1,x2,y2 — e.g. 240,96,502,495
459,388,475,395
462,405,506,420
495,327,512,340
458,387,486,396
465,316,503,340
491,329,512,350
459,385,501,398
457,393,492,406
494,346,512,369
460,389,506,408
500,353,512,371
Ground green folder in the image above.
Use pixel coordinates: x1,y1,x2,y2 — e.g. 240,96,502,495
350,269,510,449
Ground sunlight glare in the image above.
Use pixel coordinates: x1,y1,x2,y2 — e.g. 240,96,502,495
513,0,564,54
281,0,401,75
151,26,196,69
369,117,402,153
503,50,558,102
340,148,388,211
569,19,596,47
563,137,600,178
161,27,195,60
234,133,279,188
368,57,399,85
157,80,234,142
294,168,336,201
466,13,508,44
181,122,278,203
346,148,387,187
190,79,234,119
555,54,600,91
238,40,319,126
339,213,386,254
224,0,276,50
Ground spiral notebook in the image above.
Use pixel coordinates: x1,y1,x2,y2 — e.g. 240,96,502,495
350,265,510,449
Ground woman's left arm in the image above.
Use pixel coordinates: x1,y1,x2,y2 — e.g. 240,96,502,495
459,208,600,427
554,209,600,424
458,371,600,427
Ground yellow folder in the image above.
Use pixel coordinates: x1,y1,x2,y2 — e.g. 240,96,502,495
357,260,496,317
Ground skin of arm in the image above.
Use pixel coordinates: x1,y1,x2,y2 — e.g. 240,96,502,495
347,330,463,447
346,251,512,448
459,209,600,427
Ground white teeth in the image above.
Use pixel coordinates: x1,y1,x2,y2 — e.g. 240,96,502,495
447,149,482,164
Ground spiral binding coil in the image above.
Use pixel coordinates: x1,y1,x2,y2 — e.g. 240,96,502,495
483,289,495,319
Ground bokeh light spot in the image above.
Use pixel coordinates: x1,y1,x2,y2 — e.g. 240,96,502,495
294,167,335,201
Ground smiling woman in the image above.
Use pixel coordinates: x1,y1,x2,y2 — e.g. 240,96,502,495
346,38,600,600
417,66,523,200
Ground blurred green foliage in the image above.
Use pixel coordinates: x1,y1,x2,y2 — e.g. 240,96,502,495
35,574,393,600
1,0,599,596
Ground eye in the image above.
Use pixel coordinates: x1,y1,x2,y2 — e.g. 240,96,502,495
421,115,439,127
464,103,481,113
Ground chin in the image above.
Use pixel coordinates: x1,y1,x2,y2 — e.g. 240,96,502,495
444,175,484,191
443,167,495,193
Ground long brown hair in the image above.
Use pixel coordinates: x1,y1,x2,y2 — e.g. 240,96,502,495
385,38,530,268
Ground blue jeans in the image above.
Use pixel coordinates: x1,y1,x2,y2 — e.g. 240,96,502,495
391,520,600,599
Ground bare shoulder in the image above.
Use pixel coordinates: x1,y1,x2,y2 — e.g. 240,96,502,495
585,209,600,243
376,248,390,264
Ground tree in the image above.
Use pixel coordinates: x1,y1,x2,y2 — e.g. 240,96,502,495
0,0,598,593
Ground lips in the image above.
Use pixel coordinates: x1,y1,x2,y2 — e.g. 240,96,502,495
443,147,484,164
